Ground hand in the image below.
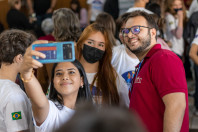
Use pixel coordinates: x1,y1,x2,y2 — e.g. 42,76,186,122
29,17,37,24
177,10,183,20
20,40,48,75
29,9,34,16
46,8,53,14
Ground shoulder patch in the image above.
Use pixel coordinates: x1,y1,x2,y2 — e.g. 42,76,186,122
12,111,22,120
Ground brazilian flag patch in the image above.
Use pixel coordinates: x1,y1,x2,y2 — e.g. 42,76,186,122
12,111,22,120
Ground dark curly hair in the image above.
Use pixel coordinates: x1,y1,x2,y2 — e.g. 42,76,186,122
0,29,36,65
52,8,81,42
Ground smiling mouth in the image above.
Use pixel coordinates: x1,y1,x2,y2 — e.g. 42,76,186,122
129,39,138,46
60,82,72,86
128,37,138,43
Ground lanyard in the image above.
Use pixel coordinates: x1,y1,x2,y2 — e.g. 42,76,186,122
129,59,144,95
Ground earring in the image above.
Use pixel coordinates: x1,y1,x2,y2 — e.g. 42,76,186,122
81,85,83,88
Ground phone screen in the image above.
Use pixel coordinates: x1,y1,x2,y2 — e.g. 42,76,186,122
35,46,57,60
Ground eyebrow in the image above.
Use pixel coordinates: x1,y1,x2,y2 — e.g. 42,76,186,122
87,39,105,44
55,68,76,73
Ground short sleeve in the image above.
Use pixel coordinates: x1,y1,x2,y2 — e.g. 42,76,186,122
4,93,30,131
192,29,198,45
33,100,57,132
165,13,176,31
116,74,129,107
150,51,187,98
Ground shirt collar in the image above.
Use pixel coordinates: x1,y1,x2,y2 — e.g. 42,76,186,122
145,44,161,58
135,44,161,68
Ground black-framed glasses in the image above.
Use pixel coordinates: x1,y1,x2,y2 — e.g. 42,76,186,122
121,26,152,36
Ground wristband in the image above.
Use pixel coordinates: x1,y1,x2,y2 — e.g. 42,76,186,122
20,70,35,83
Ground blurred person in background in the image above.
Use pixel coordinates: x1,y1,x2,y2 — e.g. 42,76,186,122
145,2,171,50
87,0,105,24
95,12,119,46
164,0,187,59
38,18,55,41
127,0,152,14
189,29,198,116
187,0,197,17
111,12,139,91
103,0,134,20
7,0,33,30
26,0,57,37
56,103,146,132
27,0,57,24
70,0,88,30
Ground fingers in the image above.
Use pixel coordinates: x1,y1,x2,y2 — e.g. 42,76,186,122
23,41,49,70
32,40,48,45
30,50,46,59
26,58,43,69
25,50,45,68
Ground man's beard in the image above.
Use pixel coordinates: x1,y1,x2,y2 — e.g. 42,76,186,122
126,31,151,54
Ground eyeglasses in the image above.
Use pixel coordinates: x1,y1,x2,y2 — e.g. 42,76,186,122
121,26,152,36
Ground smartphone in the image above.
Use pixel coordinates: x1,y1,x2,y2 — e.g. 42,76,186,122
32,41,75,63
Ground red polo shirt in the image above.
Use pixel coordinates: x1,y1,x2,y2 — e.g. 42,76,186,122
129,44,189,132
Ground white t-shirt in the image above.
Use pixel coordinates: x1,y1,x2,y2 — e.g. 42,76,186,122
192,29,198,45
165,13,184,56
87,0,106,21
126,7,153,14
111,45,139,90
188,0,198,18
0,79,34,132
119,0,134,15
86,72,129,107
33,100,75,132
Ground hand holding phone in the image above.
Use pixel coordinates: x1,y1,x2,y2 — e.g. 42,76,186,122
32,41,75,63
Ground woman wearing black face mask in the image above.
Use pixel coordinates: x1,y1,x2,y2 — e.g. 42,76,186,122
76,23,129,108
164,0,187,59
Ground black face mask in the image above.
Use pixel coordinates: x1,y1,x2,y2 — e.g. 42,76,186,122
82,44,105,63
174,8,182,13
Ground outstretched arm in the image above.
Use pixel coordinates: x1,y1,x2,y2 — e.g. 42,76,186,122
20,40,49,126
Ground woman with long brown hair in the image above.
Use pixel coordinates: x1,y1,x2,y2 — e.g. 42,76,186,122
164,0,187,59
76,23,129,107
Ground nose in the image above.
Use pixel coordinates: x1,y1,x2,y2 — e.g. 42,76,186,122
62,75,69,80
127,31,135,38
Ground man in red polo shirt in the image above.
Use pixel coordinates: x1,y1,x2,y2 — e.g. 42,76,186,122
122,11,189,132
